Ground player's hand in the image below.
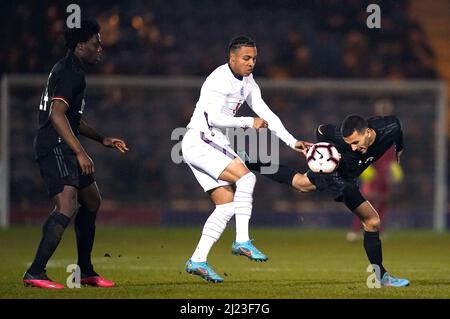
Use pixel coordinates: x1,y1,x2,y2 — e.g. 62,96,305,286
103,137,129,153
396,150,403,164
76,151,95,175
253,117,268,129
294,140,314,156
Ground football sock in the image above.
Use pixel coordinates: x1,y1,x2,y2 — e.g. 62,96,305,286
263,164,297,185
191,202,235,262
234,172,256,243
363,230,387,278
75,206,97,276
27,211,71,276
246,161,297,186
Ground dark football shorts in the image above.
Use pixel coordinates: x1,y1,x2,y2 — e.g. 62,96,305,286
36,143,95,198
306,170,366,211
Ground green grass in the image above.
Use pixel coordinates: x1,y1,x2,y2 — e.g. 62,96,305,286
0,227,449,299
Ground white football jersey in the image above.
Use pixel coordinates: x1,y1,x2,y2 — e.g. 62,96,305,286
186,63,298,149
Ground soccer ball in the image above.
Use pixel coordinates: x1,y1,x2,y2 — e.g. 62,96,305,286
306,142,340,173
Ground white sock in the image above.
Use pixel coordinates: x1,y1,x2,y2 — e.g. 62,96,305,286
234,172,256,243
191,202,234,262
235,214,251,243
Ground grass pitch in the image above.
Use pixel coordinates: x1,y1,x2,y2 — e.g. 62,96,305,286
0,227,449,299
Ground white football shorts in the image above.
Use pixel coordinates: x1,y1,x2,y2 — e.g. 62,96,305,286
182,129,240,192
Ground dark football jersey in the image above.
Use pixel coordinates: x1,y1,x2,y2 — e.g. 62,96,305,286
316,116,404,179
34,50,86,158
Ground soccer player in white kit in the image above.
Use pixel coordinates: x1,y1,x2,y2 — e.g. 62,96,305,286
182,36,311,283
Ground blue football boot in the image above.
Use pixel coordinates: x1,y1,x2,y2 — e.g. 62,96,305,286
231,239,268,262
185,260,224,283
380,272,410,287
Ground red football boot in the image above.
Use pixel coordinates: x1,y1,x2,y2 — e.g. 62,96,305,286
23,271,65,289
80,273,115,287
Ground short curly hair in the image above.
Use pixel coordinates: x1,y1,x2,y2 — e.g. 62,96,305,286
64,19,100,50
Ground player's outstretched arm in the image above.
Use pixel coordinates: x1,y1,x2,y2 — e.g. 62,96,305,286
50,100,94,175
253,117,268,129
396,150,403,164
78,119,103,143
394,118,404,164
79,120,129,153
294,140,313,155
245,80,312,154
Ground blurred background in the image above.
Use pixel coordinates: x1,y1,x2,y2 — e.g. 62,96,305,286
0,0,448,231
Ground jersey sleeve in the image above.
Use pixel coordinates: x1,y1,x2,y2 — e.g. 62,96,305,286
203,79,254,129
392,116,404,153
51,68,79,107
246,76,298,149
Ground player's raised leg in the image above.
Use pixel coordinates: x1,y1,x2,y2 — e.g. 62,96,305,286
245,159,315,193
352,200,409,287
23,185,77,289
76,182,114,287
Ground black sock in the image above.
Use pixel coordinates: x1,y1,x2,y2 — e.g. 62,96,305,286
246,161,297,186
75,206,97,276
363,230,387,278
28,211,71,276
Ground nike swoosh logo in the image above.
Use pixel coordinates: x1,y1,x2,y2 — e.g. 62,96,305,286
240,247,252,256
198,267,209,275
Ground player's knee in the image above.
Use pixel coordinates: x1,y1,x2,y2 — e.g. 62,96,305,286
55,187,78,216
66,201,78,216
85,197,101,213
79,187,102,212
363,216,381,232
57,203,78,217
236,172,256,191
292,173,315,193
293,183,311,193
216,202,235,223
85,192,102,212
